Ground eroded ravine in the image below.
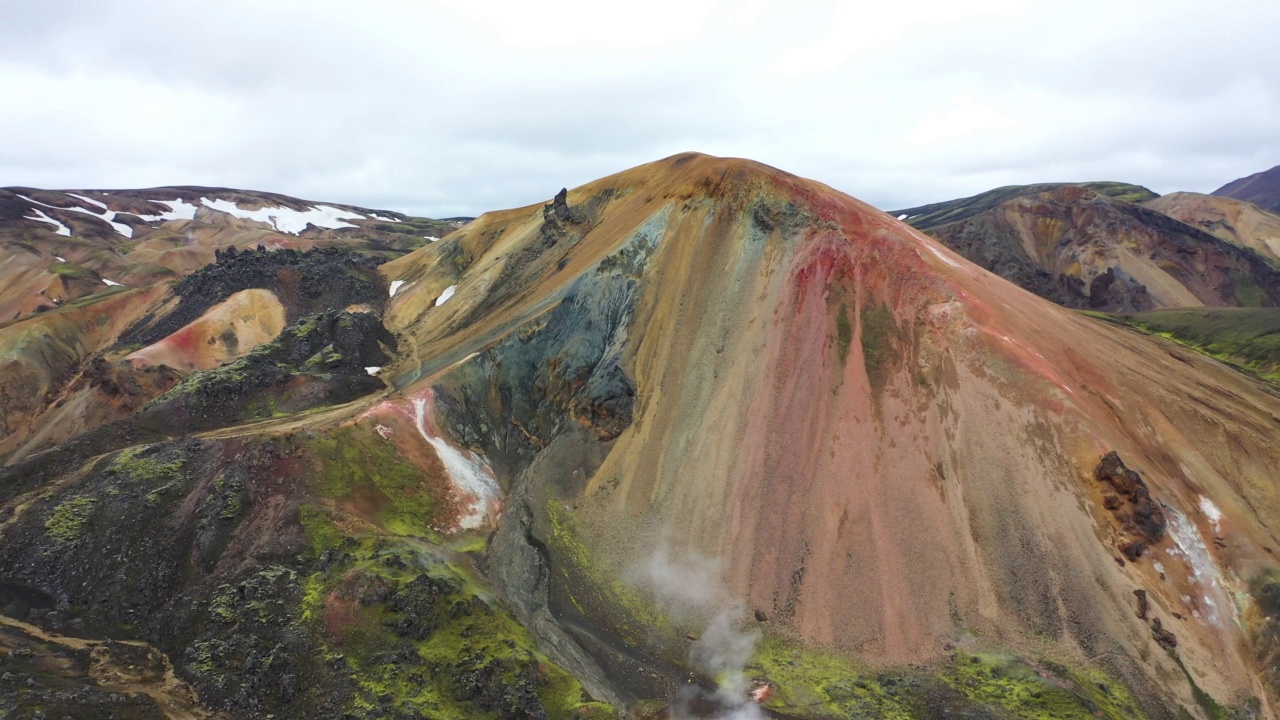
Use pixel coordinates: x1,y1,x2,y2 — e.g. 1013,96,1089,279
0,613,207,719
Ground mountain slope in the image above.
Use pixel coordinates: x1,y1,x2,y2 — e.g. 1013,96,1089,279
1214,165,1280,213
897,185,1280,311
3,155,1280,719
1146,191,1280,263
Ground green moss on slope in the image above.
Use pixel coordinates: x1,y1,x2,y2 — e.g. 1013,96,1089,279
749,637,1146,719
1084,307,1280,384
44,496,99,546
312,426,447,538
297,510,616,719
48,261,99,280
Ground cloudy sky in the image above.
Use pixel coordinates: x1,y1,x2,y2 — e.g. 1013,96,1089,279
2,0,1277,217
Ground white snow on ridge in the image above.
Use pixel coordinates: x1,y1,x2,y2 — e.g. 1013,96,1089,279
25,209,72,236
135,199,198,223
424,236,440,242
19,194,132,238
369,213,399,222
435,285,457,307
199,198,364,234
102,278,124,287
67,193,108,211
389,280,406,297
365,366,382,375
897,213,909,220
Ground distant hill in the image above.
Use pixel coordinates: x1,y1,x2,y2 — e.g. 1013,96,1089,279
888,181,1158,230
892,183,1280,311
1145,191,1280,263
1213,164,1280,213
0,186,459,326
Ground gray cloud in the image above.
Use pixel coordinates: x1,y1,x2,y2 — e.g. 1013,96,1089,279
1,0,1277,217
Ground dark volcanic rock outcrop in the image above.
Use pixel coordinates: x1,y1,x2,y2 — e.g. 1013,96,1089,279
141,308,394,430
1096,451,1168,560
121,246,388,347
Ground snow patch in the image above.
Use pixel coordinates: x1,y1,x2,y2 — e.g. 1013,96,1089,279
424,235,440,242
20,194,132,238
434,285,457,307
199,197,364,234
1199,496,1224,533
369,213,399,222
365,366,381,375
54,256,66,262
67,193,108,211
25,209,71,236
410,397,501,530
135,199,198,223
389,280,406,297
897,213,908,220
102,278,124,287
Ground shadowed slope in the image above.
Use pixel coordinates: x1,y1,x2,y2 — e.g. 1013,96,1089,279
1214,165,1280,214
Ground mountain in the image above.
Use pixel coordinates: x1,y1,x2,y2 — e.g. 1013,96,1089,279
893,184,1280,311
892,181,1158,230
1145,191,1280,263
0,186,459,327
3,154,1280,719
1213,165,1280,213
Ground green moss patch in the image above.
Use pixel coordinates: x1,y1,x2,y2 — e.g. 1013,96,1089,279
836,305,853,364
48,261,99,280
296,512,616,719
44,496,99,546
747,637,1147,720
860,304,902,390
311,426,446,538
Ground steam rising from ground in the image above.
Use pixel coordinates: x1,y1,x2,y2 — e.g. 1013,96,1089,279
633,544,763,719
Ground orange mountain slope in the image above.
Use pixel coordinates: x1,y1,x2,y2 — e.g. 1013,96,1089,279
378,153,1280,717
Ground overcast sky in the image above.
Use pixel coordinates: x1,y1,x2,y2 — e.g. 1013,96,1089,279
2,0,1277,217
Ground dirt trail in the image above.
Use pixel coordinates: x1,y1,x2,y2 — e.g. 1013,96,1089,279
0,614,208,719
